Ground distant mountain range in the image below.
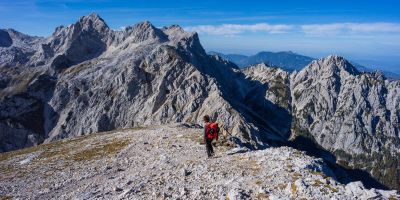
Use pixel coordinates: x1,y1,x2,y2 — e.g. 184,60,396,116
208,51,400,79
208,51,313,72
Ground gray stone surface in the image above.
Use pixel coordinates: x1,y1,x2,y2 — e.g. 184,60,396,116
0,124,397,199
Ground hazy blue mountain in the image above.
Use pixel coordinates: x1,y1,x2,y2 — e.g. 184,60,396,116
209,51,314,71
352,62,400,80
207,51,248,66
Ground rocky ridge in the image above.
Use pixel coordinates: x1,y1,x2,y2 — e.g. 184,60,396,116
0,124,398,199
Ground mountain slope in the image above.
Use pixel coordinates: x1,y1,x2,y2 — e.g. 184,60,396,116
1,124,397,199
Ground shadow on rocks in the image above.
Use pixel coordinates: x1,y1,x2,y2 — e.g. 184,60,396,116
286,135,389,190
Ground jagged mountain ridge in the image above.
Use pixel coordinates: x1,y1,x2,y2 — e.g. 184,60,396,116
291,55,399,154
0,13,399,190
0,13,290,152
242,58,400,189
291,56,400,189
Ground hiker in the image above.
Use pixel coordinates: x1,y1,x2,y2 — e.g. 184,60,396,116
203,115,220,158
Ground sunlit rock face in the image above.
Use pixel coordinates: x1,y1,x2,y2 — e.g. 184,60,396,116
0,13,291,152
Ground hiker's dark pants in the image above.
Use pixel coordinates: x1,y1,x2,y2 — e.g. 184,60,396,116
206,139,214,157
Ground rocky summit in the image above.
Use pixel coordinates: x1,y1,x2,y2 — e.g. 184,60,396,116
0,13,400,195
0,124,398,199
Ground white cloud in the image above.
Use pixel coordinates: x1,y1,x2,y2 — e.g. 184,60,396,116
184,23,293,36
184,22,400,36
301,23,400,35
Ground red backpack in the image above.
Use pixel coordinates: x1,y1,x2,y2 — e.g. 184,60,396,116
206,122,220,140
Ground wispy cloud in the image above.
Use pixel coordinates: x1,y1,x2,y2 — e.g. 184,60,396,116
185,22,400,36
184,23,293,36
301,23,400,35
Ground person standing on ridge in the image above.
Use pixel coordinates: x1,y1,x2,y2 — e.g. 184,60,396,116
203,115,220,158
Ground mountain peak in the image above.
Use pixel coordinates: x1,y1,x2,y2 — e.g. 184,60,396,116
325,54,344,61
121,21,168,43
123,20,156,32
80,13,104,22
135,20,154,28
76,13,109,31
320,54,360,75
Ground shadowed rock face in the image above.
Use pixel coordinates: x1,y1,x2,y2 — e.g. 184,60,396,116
0,30,12,47
0,13,399,190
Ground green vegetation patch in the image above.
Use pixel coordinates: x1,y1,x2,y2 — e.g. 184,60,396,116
312,179,323,187
72,139,131,161
0,69,40,99
255,180,263,185
277,183,287,190
292,172,302,180
334,148,400,190
291,182,297,194
62,61,93,75
389,195,398,200
0,145,41,162
0,126,143,163
325,184,339,193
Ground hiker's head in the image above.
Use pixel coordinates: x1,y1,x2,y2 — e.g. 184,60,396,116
203,115,210,123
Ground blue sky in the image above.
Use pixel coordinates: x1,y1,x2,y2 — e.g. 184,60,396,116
1,0,400,73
